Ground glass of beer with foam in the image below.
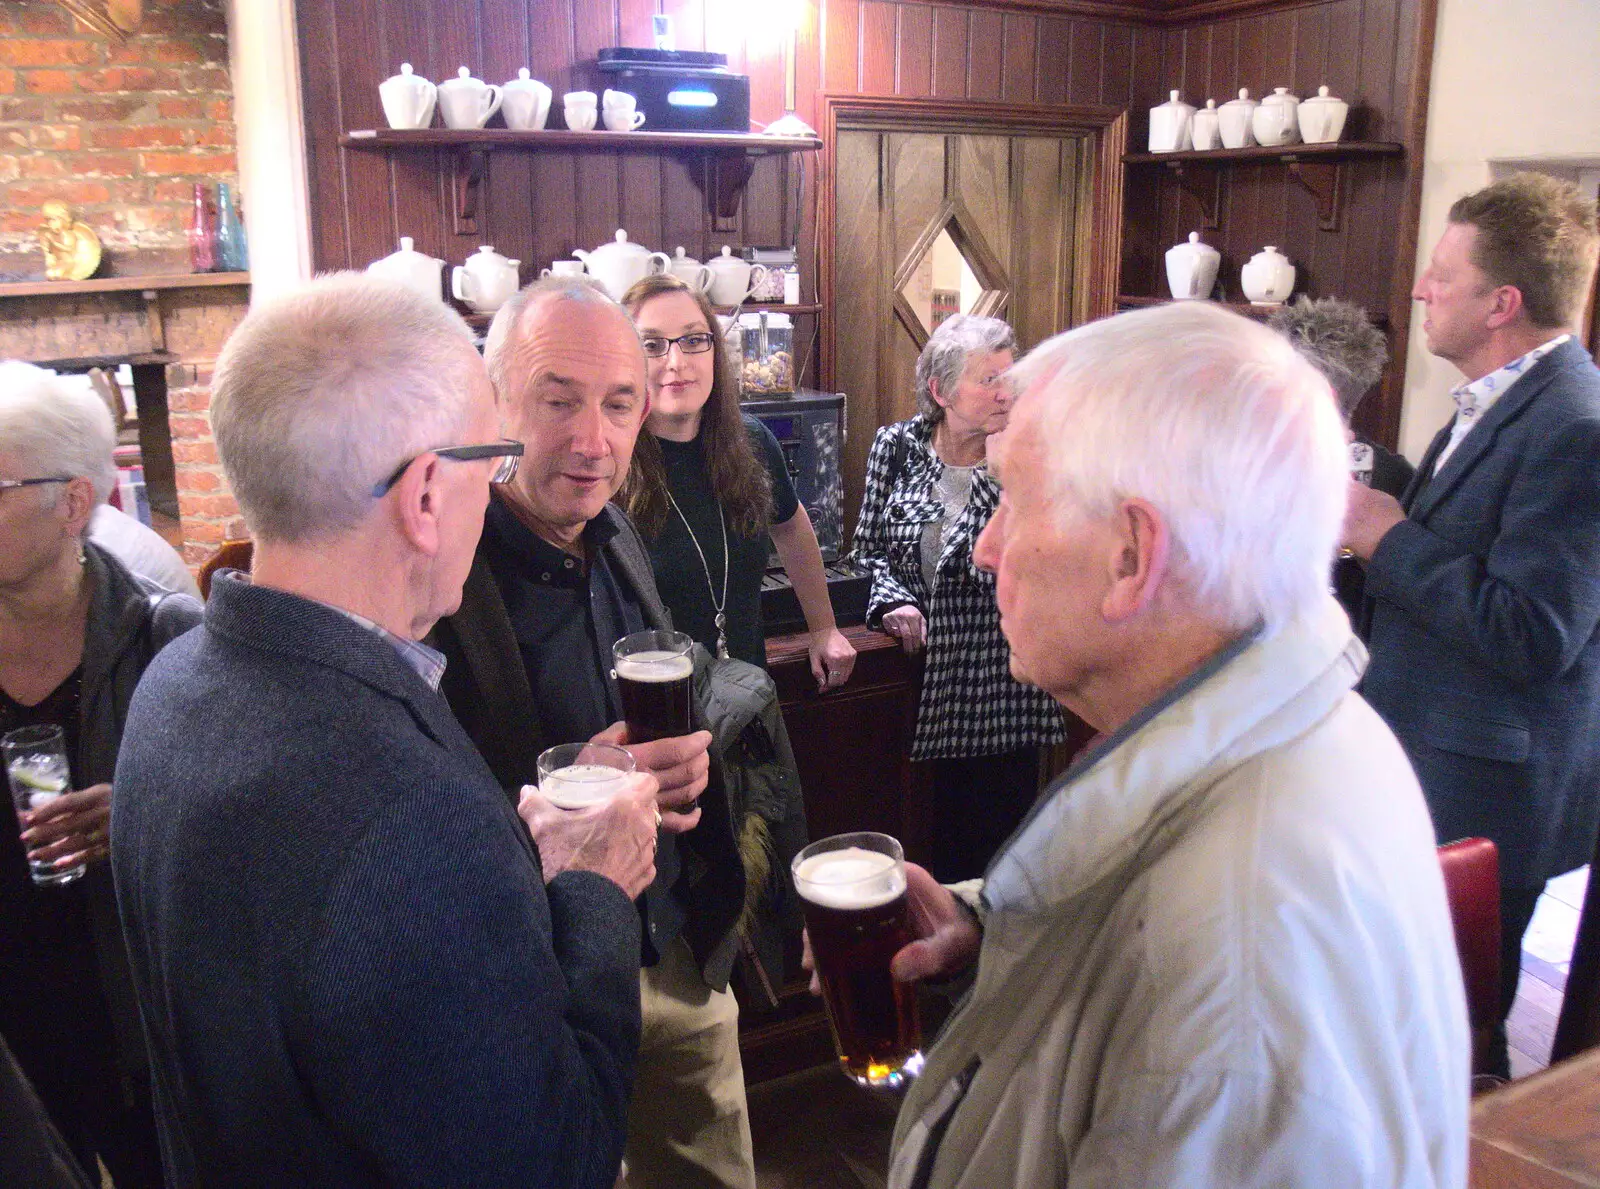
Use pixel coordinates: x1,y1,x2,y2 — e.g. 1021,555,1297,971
612,630,695,743
793,832,924,1088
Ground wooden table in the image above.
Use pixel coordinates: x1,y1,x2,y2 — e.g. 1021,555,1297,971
1472,1048,1600,1186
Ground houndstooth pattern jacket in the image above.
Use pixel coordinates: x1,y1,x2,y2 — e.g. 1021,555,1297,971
851,415,1065,761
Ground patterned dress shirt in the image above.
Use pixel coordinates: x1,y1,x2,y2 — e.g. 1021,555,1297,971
1433,334,1571,474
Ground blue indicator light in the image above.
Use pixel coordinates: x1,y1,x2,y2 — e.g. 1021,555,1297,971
667,89,718,108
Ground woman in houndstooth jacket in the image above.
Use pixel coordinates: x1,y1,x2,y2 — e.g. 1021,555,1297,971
851,316,1065,881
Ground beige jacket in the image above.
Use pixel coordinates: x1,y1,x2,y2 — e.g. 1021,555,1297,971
889,599,1469,1188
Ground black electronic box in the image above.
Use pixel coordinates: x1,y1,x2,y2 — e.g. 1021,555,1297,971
597,47,751,133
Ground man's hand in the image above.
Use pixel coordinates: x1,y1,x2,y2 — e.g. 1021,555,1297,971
880,605,926,654
518,773,659,899
20,782,111,869
591,722,707,833
1342,480,1407,561
801,862,980,994
809,627,858,693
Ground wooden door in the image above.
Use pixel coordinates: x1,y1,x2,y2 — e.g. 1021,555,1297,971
820,98,1126,537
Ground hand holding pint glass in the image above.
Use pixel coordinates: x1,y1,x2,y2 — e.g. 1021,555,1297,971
794,832,925,1089
612,630,695,743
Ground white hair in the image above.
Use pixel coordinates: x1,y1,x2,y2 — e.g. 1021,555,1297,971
0,360,116,505
915,314,1018,423
1008,302,1348,636
210,272,480,544
483,274,624,397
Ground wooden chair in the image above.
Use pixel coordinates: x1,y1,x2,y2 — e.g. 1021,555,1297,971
197,538,253,600
1437,837,1501,1081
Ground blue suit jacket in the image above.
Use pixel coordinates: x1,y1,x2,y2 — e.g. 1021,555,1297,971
111,574,642,1187
1363,338,1600,888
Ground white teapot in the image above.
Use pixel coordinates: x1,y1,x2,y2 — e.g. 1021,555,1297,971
704,246,769,308
1165,232,1221,301
572,230,670,300
366,236,444,302
1218,88,1258,149
451,245,521,313
1148,90,1195,153
1252,87,1302,147
1240,246,1296,305
502,68,552,131
378,64,436,130
437,67,503,131
667,247,713,293
1297,85,1349,144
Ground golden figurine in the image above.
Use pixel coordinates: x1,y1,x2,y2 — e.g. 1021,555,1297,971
37,200,103,282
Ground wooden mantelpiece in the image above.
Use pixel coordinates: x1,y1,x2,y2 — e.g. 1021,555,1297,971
0,272,250,299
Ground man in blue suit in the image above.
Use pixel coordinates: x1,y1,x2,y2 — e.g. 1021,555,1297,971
1344,173,1600,1079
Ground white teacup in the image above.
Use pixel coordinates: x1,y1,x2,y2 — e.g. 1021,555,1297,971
564,90,598,132
602,89,645,131
540,259,587,278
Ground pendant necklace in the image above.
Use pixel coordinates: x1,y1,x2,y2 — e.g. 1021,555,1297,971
668,491,731,659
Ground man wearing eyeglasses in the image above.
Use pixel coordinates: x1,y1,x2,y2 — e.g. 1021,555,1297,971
430,276,756,1189
110,274,661,1187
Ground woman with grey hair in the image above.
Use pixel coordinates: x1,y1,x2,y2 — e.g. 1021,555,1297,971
0,360,201,1186
851,315,1065,880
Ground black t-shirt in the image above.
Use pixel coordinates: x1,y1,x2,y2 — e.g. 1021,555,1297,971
648,416,799,668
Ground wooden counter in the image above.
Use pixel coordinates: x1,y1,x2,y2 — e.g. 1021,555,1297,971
1472,1048,1600,1186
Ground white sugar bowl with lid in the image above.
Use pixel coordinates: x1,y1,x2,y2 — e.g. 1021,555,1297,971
1191,99,1220,151
366,236,444,302
667,247,713,293
1298,84,1349,144
1148,89,1196,153
451,245,521,314
1240,246,1296,305
1218,88,1258,149
573,230,671,300
437,67,504,130
378,64,437,130
1252,87,1302,147
1165,232,1221,301
502,68,553,131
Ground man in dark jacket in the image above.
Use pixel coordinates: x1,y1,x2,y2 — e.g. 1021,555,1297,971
431,277,754,1189
111,273,661,1187
1344,173,1600,1079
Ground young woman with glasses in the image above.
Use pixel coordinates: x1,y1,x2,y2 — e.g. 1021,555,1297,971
619,274,855,690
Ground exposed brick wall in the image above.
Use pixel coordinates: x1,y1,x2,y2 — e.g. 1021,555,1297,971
166,360,244,566
0,0,237,277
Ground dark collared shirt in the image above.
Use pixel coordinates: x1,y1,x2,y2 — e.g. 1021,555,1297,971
479,493,684,963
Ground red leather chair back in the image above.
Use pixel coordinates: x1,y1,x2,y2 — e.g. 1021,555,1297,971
198,539,254,600
1437,837,1501,1030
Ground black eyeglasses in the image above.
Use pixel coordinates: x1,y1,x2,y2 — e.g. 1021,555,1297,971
639,332,716,359
0,476,72,497
371,439,524,498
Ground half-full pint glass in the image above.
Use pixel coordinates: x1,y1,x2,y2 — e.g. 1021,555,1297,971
3,724,85,887
793,831,923,1088
612,630,694,743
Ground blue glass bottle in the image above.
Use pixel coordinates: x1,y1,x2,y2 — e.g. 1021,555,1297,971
214,182,249,272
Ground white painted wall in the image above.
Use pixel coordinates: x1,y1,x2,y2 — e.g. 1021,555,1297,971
1400,0,1600,459
225,0,312,304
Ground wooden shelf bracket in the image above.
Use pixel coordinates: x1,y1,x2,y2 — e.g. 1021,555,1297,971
702,151,755,234
451,148,488,236
1163,160,1220,229
1284,157,1344,231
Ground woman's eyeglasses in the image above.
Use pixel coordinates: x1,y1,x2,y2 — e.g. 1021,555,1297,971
640,332,716,359
0,476,72,498
371,439,524,498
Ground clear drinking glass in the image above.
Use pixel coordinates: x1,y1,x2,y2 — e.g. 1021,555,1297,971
611,630,695,743
793,831,925,1089
535,742,635,810
3,724,86,887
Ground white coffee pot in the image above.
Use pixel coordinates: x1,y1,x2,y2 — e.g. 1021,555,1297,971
1240,246,1296,305
1218,88,1258,149
502,68,553,131
704,246,770,308
667,247,713,293
1165,232,1221,301
451,245,521,313
378,64,436,130
366,236,444,302
1252,87,1302,147
1148,90,1195,153
573,230,670,300
438,67,504,130
1297,85,1349,144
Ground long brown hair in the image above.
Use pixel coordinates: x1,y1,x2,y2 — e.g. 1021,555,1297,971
619,273,771,538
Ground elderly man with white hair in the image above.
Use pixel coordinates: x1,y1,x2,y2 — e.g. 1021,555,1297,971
110,274,661,1188
880,303,1469,1189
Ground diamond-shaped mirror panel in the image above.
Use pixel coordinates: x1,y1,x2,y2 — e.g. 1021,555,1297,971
900,228,986,335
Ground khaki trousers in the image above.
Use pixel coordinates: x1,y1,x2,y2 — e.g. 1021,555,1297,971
622,938,756,1189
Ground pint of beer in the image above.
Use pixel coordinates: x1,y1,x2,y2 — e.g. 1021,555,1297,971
612,630,695,742
793,832,924,1089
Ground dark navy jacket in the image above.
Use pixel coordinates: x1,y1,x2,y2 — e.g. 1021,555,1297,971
111,574,641,1187
1363,338,1600,888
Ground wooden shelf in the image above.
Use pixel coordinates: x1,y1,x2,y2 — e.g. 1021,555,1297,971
0,272,250,299
343,128,821,154
718,303,822,316
1123,141,1404,165
1116,294,1388,329
342,128,820,237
